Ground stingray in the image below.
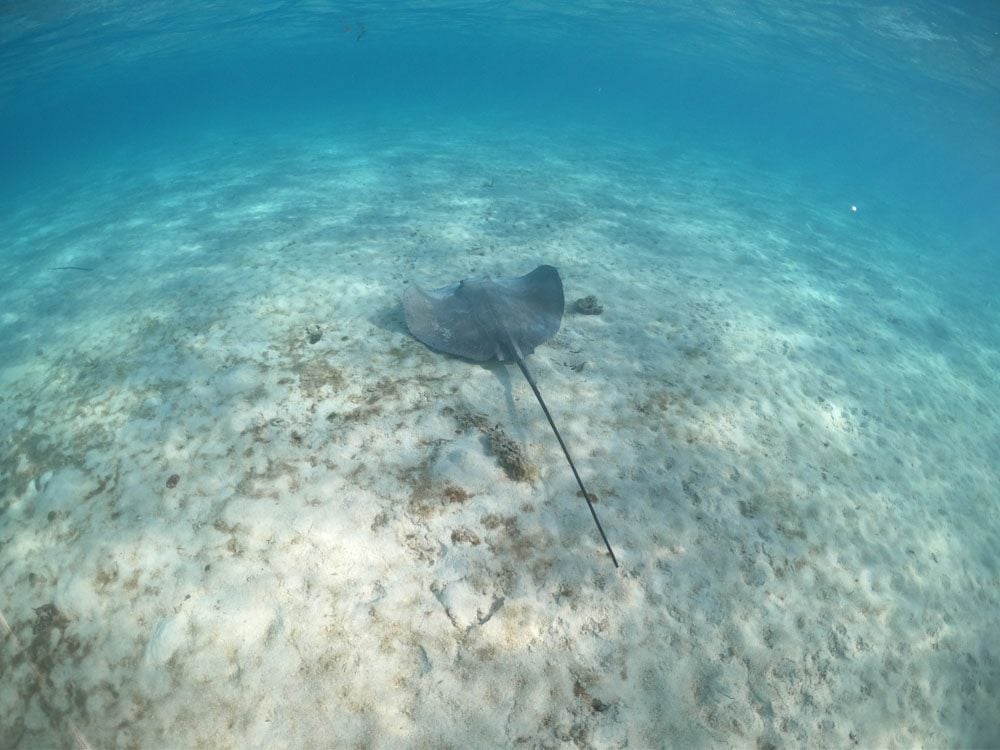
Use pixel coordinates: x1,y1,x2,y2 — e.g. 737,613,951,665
402,264,618,567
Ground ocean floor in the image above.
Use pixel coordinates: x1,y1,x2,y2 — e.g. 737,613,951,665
1,122,998,748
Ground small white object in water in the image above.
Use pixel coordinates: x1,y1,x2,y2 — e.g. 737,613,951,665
851,204,858,213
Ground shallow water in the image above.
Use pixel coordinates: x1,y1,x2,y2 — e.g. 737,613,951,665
1,3,998,748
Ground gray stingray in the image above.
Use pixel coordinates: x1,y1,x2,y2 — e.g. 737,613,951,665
402,264,618,567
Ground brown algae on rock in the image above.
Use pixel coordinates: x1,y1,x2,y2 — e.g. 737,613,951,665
573,295,603,315
452,408,538,483
482,422,538,482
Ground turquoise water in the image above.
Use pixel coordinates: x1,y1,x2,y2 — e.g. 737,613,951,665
1,3,998,748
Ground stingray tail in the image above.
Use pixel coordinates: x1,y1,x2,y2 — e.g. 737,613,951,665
512,352,619,568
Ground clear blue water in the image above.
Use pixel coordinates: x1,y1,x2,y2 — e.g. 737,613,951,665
4,4,998,224
1,3,998,747
3,5,998,297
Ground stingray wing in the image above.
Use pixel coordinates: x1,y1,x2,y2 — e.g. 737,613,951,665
401,265,564,362
486,264,564,358
402,280,498,360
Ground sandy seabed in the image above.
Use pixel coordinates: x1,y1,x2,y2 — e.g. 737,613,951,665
1,124,998,749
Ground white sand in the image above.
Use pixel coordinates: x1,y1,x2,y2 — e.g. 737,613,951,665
1,123,998,748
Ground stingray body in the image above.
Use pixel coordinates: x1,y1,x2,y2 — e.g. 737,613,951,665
402,265,618,568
